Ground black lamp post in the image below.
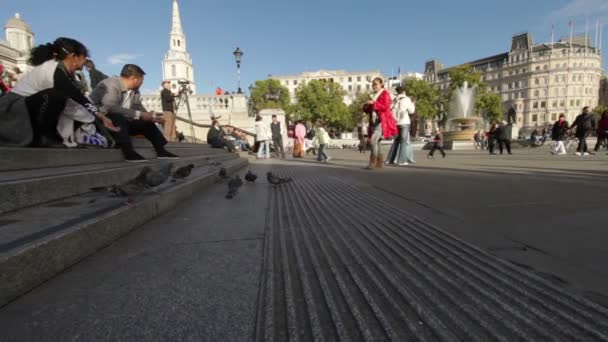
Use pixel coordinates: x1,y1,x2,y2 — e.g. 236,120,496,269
233,47,243,94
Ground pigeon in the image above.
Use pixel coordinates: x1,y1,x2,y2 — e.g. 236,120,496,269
91,166,152,196
144,163,173,187
218,167,229,179
226,175,243,199
245,170,258,183
171,164,195,182
267,172,292,185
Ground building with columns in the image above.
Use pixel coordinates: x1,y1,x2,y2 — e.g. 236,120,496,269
0,13,34,76
141,0,252,141
424,33,604,132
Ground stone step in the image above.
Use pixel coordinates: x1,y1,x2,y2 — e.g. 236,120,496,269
0,156,248,307
0,153,239,215
0,141,220,171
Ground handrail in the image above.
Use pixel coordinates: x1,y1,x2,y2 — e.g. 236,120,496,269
175,115,256,137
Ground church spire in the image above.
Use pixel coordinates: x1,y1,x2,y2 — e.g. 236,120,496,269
172,0,184,36
163,0,196,93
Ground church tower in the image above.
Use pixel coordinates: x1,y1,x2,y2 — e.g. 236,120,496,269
163,0,196,93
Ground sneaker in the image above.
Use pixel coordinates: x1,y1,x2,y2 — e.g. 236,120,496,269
398,162,409,166
583,152,590,156
427,155,433,159
157,149,180,159
575,152,582,156
326,157,332,162
124,151,148,163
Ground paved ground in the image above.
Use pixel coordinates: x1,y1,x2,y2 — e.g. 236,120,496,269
1,148,607,341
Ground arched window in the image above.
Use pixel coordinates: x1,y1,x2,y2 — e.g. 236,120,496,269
178,40,181,47
171,65,176,77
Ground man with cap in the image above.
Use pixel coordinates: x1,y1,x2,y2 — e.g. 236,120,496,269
160,80,178,142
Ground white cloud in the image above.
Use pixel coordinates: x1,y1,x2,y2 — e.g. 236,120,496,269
107,53,140,65
549,0,608,20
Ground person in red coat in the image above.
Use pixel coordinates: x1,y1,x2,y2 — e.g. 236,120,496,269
363,77,397,169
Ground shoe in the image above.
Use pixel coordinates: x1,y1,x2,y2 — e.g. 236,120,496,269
583,152,590,156
326,157,332,162
427,155,433,159
124,151,148,163
575,152,582,156
157,149,180,159
398,162,409,166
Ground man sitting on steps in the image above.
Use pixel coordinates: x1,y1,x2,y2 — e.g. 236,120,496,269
90,64,179,162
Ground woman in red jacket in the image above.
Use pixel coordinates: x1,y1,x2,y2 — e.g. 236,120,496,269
363,77,397,169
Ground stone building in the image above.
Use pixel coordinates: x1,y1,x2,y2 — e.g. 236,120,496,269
0,13,34,76
424,33,603,133
269,69,385,105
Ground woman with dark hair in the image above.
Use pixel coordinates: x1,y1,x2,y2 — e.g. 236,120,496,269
0,37,118,146
594,110,608,152
363,77,398,169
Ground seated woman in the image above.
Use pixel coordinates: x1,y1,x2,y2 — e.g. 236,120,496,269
0,37,118,147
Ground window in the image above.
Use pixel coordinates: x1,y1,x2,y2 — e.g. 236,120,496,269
551,113,557,121
562,75,566,83
521,91,526,98
560,100,565,107
366,84,370,90
534,90,539,97
535,78,539,85
532,114,538,122
171,64,176,77
543,65,548,70
536,66,541,71
541,101,546,108
521,68,526,73
555,76,559,83
293,80,298,85
348,77,352,82
576,99,581,106
552,101,557,108
357,85,361,91
357,76,361,82
570,100,574,107
348,85,352,91
533,102,539,109
578,75,583,81
177,40,181,47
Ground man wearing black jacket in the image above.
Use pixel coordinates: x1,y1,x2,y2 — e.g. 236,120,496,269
569,106,597,156
161,80,177,142
497,121,512,155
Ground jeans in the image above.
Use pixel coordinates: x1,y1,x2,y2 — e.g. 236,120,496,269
594,135,607,151
553,140,566,154
257,140,270,158
272,136,285,158
317,144,328,161
370,124,383,156
577,136,588,153
106,113,167,156
386,125,414,164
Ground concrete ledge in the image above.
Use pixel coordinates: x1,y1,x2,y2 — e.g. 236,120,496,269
0,157,247,307
0,153,238,215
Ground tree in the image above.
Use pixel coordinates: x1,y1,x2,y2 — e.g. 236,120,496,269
403,79,441,120
593,104,608,116
475,90,503,125
348,91,372,125
249,79,291,115
447,64,484,100
293,80,352,130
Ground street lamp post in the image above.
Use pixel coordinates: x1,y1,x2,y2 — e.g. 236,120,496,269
233,47,243,94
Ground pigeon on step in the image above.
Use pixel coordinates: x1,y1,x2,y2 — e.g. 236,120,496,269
245,170,258,183
226,175,243,199
91,166,152,196
145,163,173,187
218,167,229,179
172,164,195,182
266,172,292,185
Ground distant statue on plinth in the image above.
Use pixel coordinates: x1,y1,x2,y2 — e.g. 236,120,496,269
507,106,516,125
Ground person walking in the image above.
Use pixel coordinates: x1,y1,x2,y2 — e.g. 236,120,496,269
488,123,499,155
569,106,597,156
497,121,512,155
293,120,306,158
314,121,331,163
160,80,177,142
363,77,398,169
551,114,569,155
427,128,446,159
593,110,608,153
270,114,286,158
255,115,271,159
386,85,415,165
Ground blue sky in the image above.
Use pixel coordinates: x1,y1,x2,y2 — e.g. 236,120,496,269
5,0,608,94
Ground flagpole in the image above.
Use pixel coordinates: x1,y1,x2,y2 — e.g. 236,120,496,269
595,20,600,50
551,24,554,48
569,20,574,50
585,17,589,51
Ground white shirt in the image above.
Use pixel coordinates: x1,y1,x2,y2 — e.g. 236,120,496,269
392,94,415,126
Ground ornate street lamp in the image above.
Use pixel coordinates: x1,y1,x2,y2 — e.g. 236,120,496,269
233,47,243,94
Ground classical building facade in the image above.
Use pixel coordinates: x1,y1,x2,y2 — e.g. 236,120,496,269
0,13,34,75
141,0,251,141
424,33,604,131
269,69,385,105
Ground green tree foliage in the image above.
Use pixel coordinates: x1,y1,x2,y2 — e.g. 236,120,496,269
249,79,291,115
293,80,352,129
593,104,608,116
447,64,484,100
403,79,441,120
475,90,503,124
348,91,372,124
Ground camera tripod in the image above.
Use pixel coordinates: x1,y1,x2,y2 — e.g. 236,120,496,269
174,83,196,141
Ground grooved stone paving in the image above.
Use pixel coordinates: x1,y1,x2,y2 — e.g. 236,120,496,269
255,169,608,341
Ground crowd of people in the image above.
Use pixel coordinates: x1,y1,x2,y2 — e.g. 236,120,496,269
0,37,184,162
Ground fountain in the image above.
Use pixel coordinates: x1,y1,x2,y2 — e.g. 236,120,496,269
443,81,482,141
